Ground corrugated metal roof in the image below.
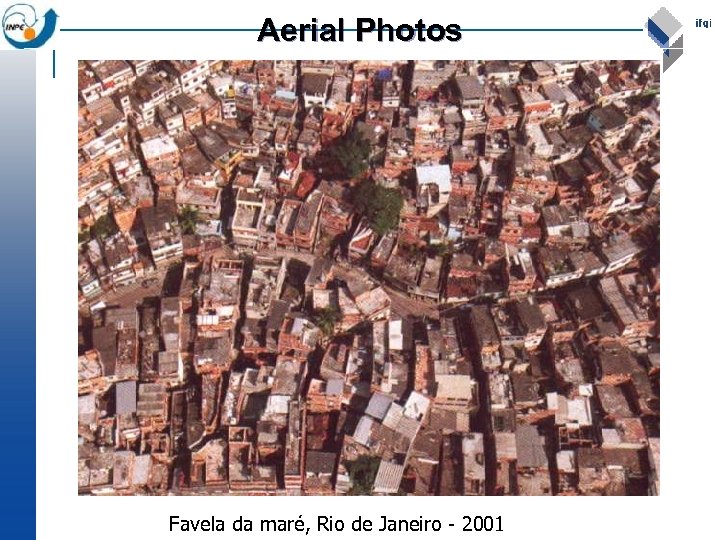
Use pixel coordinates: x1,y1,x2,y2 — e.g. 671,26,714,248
115,381,137,415
382,402,403,430
366,392,393,421
78,394,96,425
373,461,404,494
516,424,548,469
353,415,374,447
132,454,151,485
395,415,421,442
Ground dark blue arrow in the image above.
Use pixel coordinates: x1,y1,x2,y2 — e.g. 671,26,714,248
5,8,57,49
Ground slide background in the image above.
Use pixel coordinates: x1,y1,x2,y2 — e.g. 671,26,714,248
0,0,712,538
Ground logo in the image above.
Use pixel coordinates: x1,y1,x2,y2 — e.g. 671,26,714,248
3,4,57,48
646,7,683,72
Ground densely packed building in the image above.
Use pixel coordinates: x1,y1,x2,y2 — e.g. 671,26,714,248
78,60,660,495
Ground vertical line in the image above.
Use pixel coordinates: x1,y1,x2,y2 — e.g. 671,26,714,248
52,50,56,79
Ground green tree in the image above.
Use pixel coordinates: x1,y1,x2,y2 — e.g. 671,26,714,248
78,228,91,245
179,206,199,235
353,180,403,236
330,128,372,179
346,455,381,496
406,243,423,262
314,306,341,337
430,242,454,258
353,179,376,216
91,214,118,240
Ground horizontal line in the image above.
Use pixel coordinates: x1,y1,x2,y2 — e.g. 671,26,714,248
59,27,643,33
60,28,260,32
353,28,643,32
463,28,642,32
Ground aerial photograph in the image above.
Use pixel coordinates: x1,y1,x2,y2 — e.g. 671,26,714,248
78,60,660,496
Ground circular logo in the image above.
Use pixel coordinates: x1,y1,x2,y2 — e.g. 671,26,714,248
3,4,57,49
